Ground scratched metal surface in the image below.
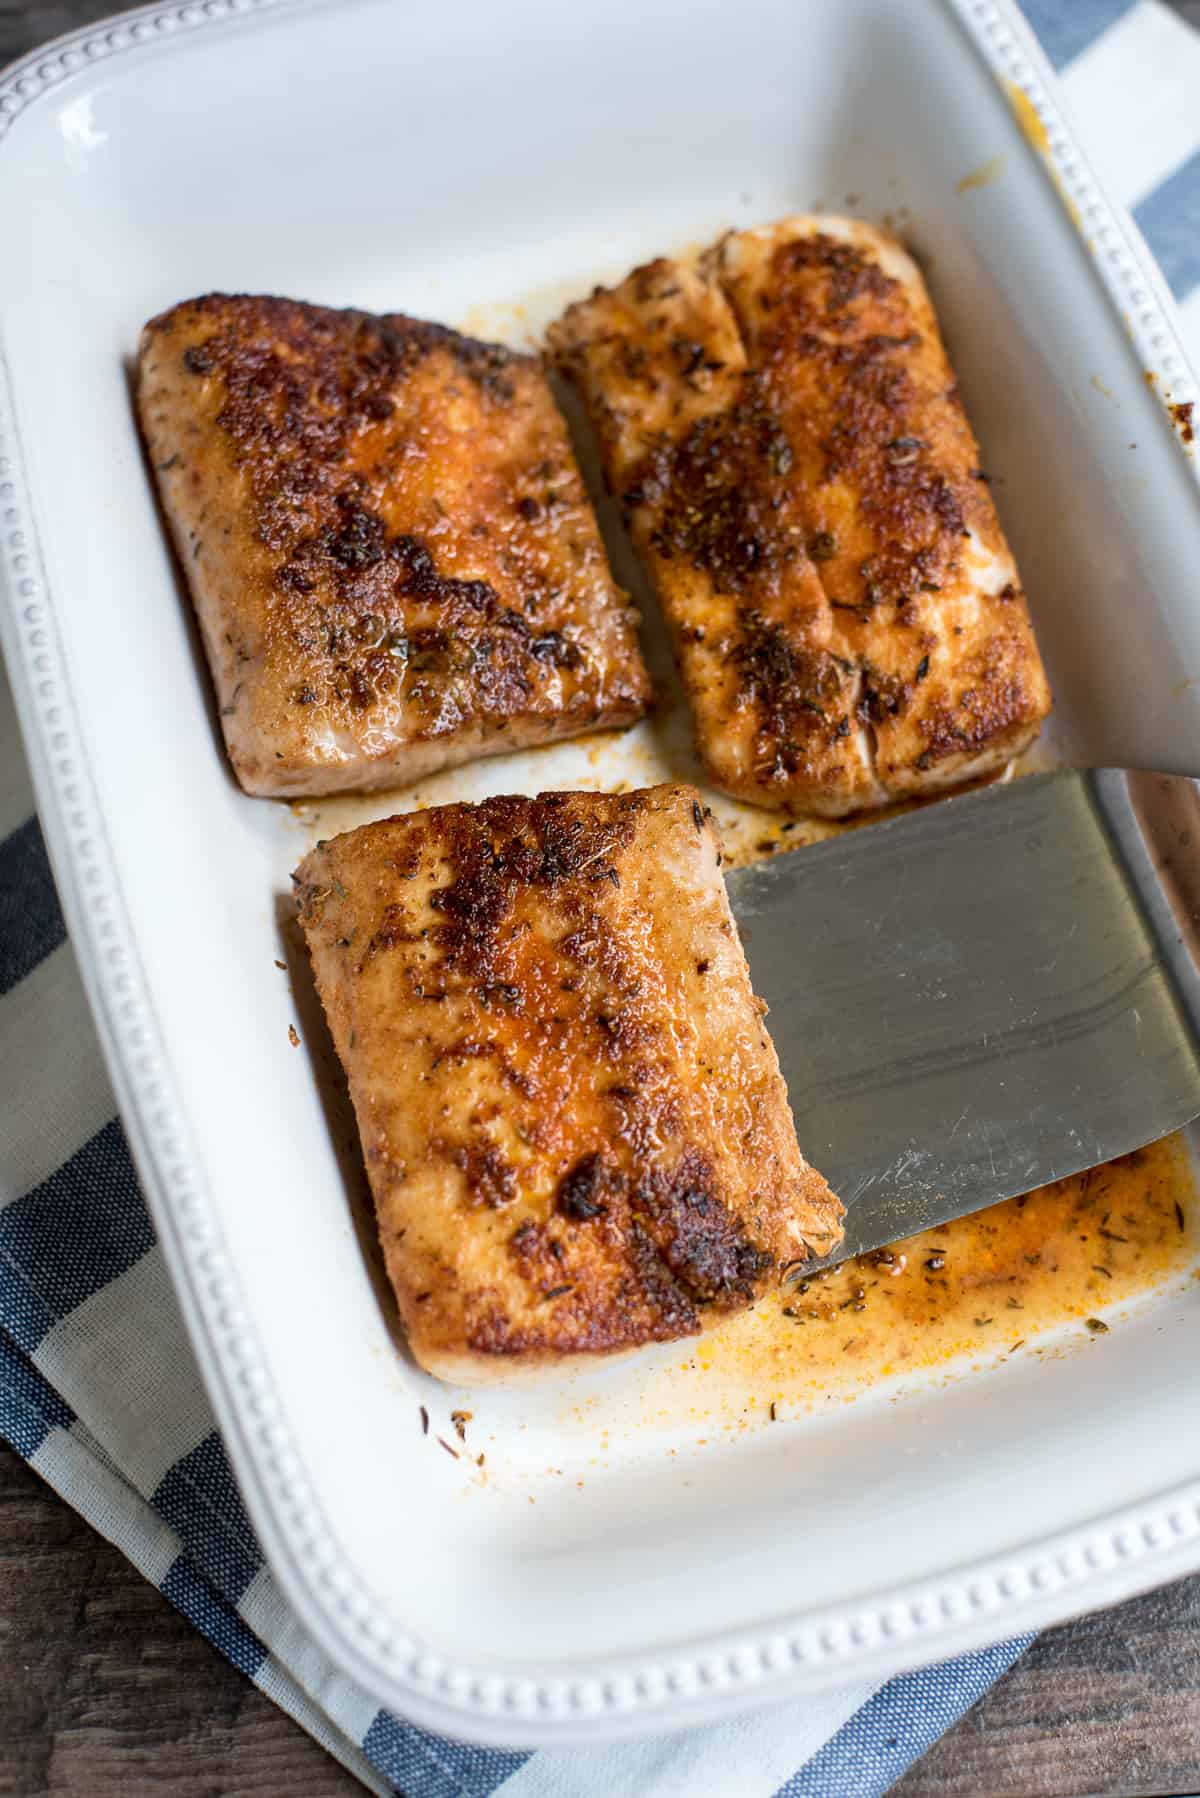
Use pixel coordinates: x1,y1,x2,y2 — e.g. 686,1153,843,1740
728,769,1200,1258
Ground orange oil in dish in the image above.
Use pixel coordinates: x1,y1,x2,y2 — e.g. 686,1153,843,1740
671,1133,1197,1416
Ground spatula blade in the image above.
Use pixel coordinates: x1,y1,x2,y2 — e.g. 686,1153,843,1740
726,770,1200,1262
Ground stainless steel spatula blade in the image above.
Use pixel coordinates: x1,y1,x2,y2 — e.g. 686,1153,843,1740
726,769,1200,1262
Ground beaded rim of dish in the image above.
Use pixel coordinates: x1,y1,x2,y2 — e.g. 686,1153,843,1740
0,0,1198,1736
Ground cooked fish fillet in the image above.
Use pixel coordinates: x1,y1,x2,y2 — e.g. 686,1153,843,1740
549,261,875,814
137,295,651,798
549,218,1051,814
295,784,842,1382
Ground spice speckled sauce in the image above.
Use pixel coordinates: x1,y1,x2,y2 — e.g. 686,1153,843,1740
531,1135,1200,1465
679,1134,1196,1419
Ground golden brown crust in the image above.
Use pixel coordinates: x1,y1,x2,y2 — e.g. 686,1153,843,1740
295,784,842,1380
548,261,874,815
137,295,651,796
715,219,1051,797
548,219,1051,814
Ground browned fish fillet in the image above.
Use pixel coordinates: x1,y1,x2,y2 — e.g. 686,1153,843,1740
549,217,1051,814
295,784,842,1382
138,295,651,797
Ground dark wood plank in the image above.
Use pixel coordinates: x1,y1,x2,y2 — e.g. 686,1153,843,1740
0,1442,359,1797
895,1581,1200,1798
0,0,116,64
4,3,1200,1796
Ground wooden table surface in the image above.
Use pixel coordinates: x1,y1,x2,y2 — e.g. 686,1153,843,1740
5,2,1200,1793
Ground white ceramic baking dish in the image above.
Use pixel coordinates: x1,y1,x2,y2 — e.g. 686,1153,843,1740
3,0,1200,1748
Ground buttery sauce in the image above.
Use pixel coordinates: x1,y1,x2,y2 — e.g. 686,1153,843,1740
667,1133,1197,1421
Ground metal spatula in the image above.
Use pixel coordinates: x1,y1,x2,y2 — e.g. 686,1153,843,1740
726,769,1200,1262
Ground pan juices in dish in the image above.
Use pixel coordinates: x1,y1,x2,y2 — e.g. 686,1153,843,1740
549,216,1051,817
137,295,651,798
295,784,842,1382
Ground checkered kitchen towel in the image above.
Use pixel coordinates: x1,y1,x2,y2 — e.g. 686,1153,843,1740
4,1,1200,1792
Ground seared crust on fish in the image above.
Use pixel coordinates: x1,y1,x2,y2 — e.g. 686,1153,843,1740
295,783,842,1381
138,294,651,797
548,218,1050,814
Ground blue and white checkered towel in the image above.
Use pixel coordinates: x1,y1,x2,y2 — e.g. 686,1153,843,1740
4,2,1200,1791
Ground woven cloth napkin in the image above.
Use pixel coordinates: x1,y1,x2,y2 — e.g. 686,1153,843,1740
4,2,1200,1791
